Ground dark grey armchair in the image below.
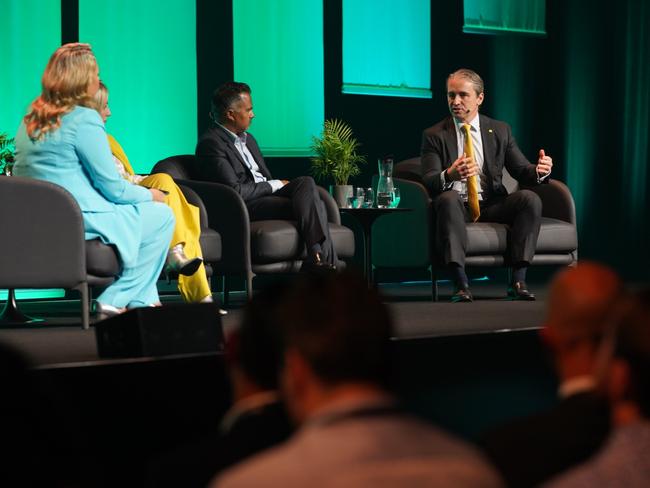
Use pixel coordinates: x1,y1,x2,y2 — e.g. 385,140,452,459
152,155,355,303
372,157,578,300
0,176,119,329
0,177,222,328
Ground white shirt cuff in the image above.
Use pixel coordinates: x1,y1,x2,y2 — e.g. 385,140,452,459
440,170,454,189
537,169,551,184
269,179,285,192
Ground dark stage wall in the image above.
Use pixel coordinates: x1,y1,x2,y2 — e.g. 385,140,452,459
61,0,649,280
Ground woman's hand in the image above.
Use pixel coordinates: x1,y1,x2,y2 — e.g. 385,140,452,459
149,188,167,202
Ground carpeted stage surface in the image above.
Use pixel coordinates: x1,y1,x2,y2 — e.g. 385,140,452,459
0,280,547,367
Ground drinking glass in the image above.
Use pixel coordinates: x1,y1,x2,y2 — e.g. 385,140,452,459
389,187,401,208
355,187,365,208
377,191,392,208
363,188,374,208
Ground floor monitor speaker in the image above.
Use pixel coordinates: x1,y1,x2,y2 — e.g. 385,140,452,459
95,303,223,358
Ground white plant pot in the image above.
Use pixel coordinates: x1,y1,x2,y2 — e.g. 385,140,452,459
330,184,353,208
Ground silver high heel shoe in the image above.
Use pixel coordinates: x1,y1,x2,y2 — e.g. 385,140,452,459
165,244,202,276
201,294,228,315
93,301,125,317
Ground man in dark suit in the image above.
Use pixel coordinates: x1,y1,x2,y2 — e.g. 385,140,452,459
195,81,336,270
479,262,623,487
421,69,553,302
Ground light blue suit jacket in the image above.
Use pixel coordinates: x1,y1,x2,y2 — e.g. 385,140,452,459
14,106,156,267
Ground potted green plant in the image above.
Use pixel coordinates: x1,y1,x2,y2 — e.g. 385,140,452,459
310,119,366,208
0,132,15,175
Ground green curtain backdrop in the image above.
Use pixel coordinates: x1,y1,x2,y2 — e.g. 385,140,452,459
79,0,197,172
342,0,431,98
0,1,61,136
233,0,324,156
622,0,649,235
463,0,546,35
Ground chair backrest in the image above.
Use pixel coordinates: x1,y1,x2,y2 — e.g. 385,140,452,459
0,176,86,289
395,157,519,193
152,155,197,180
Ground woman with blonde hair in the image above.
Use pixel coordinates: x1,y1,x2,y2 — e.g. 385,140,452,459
91,81,218,307
13,43,174,315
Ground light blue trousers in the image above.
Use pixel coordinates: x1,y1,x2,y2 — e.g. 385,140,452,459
98,201,175,308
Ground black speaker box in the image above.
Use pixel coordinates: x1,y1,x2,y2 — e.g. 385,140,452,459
95,303,224,358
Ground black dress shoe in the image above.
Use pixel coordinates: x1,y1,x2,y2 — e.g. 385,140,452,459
451,284,473,303
508,281,536,301
300,252,337,273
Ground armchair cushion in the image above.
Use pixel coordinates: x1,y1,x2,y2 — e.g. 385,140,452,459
198,228,222,264
85,239,120,278
250,221,355,263
535,218,578,253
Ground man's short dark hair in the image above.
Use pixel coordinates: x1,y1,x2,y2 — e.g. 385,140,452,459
279,271,393,388
227,282,289,390
211,81,251,121
614,288,650,417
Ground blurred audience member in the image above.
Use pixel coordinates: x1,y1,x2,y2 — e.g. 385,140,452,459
480,262,623,487
545,288,650,487
214,271,502,487
146,284,292,487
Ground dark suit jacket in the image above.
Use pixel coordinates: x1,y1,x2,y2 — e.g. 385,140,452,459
146,400,292,488
195,124,274,203
420,114,540,198
478,391,611,488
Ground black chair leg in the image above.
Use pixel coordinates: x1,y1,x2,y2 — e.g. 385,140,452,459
246,272,254,301
78,283,90,330
430,267,439,302
222,276,230,307
0,289,44,326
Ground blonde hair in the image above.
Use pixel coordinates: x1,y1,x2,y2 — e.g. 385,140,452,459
24,43,98,140
90,81,108,114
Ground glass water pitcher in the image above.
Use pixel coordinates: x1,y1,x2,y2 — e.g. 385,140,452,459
376,157,395,208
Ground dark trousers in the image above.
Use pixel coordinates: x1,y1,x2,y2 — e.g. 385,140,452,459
434,189,542,268
247,176,337,264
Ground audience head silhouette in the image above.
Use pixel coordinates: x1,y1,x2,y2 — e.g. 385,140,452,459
226,282,290,396
599,288,650,421
542,262,623,369
277,270,393,423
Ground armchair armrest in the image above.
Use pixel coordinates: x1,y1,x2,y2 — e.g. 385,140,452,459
317,186,341,224
530,179,576,224
372,177,432,269
174,179,251,276
177,184,209,230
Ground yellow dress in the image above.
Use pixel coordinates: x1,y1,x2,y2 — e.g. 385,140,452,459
107,135,211,303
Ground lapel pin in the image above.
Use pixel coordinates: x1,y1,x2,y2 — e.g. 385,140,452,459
488,129,493,133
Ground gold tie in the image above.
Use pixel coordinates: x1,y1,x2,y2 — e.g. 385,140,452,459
462,123,480,222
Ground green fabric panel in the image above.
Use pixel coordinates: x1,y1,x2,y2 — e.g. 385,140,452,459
0,0,61,136
233,0,324,156
342,0,431,98
79,0,197,172
463,0,546,35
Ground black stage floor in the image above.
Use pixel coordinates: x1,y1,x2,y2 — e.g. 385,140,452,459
0,279,547,368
